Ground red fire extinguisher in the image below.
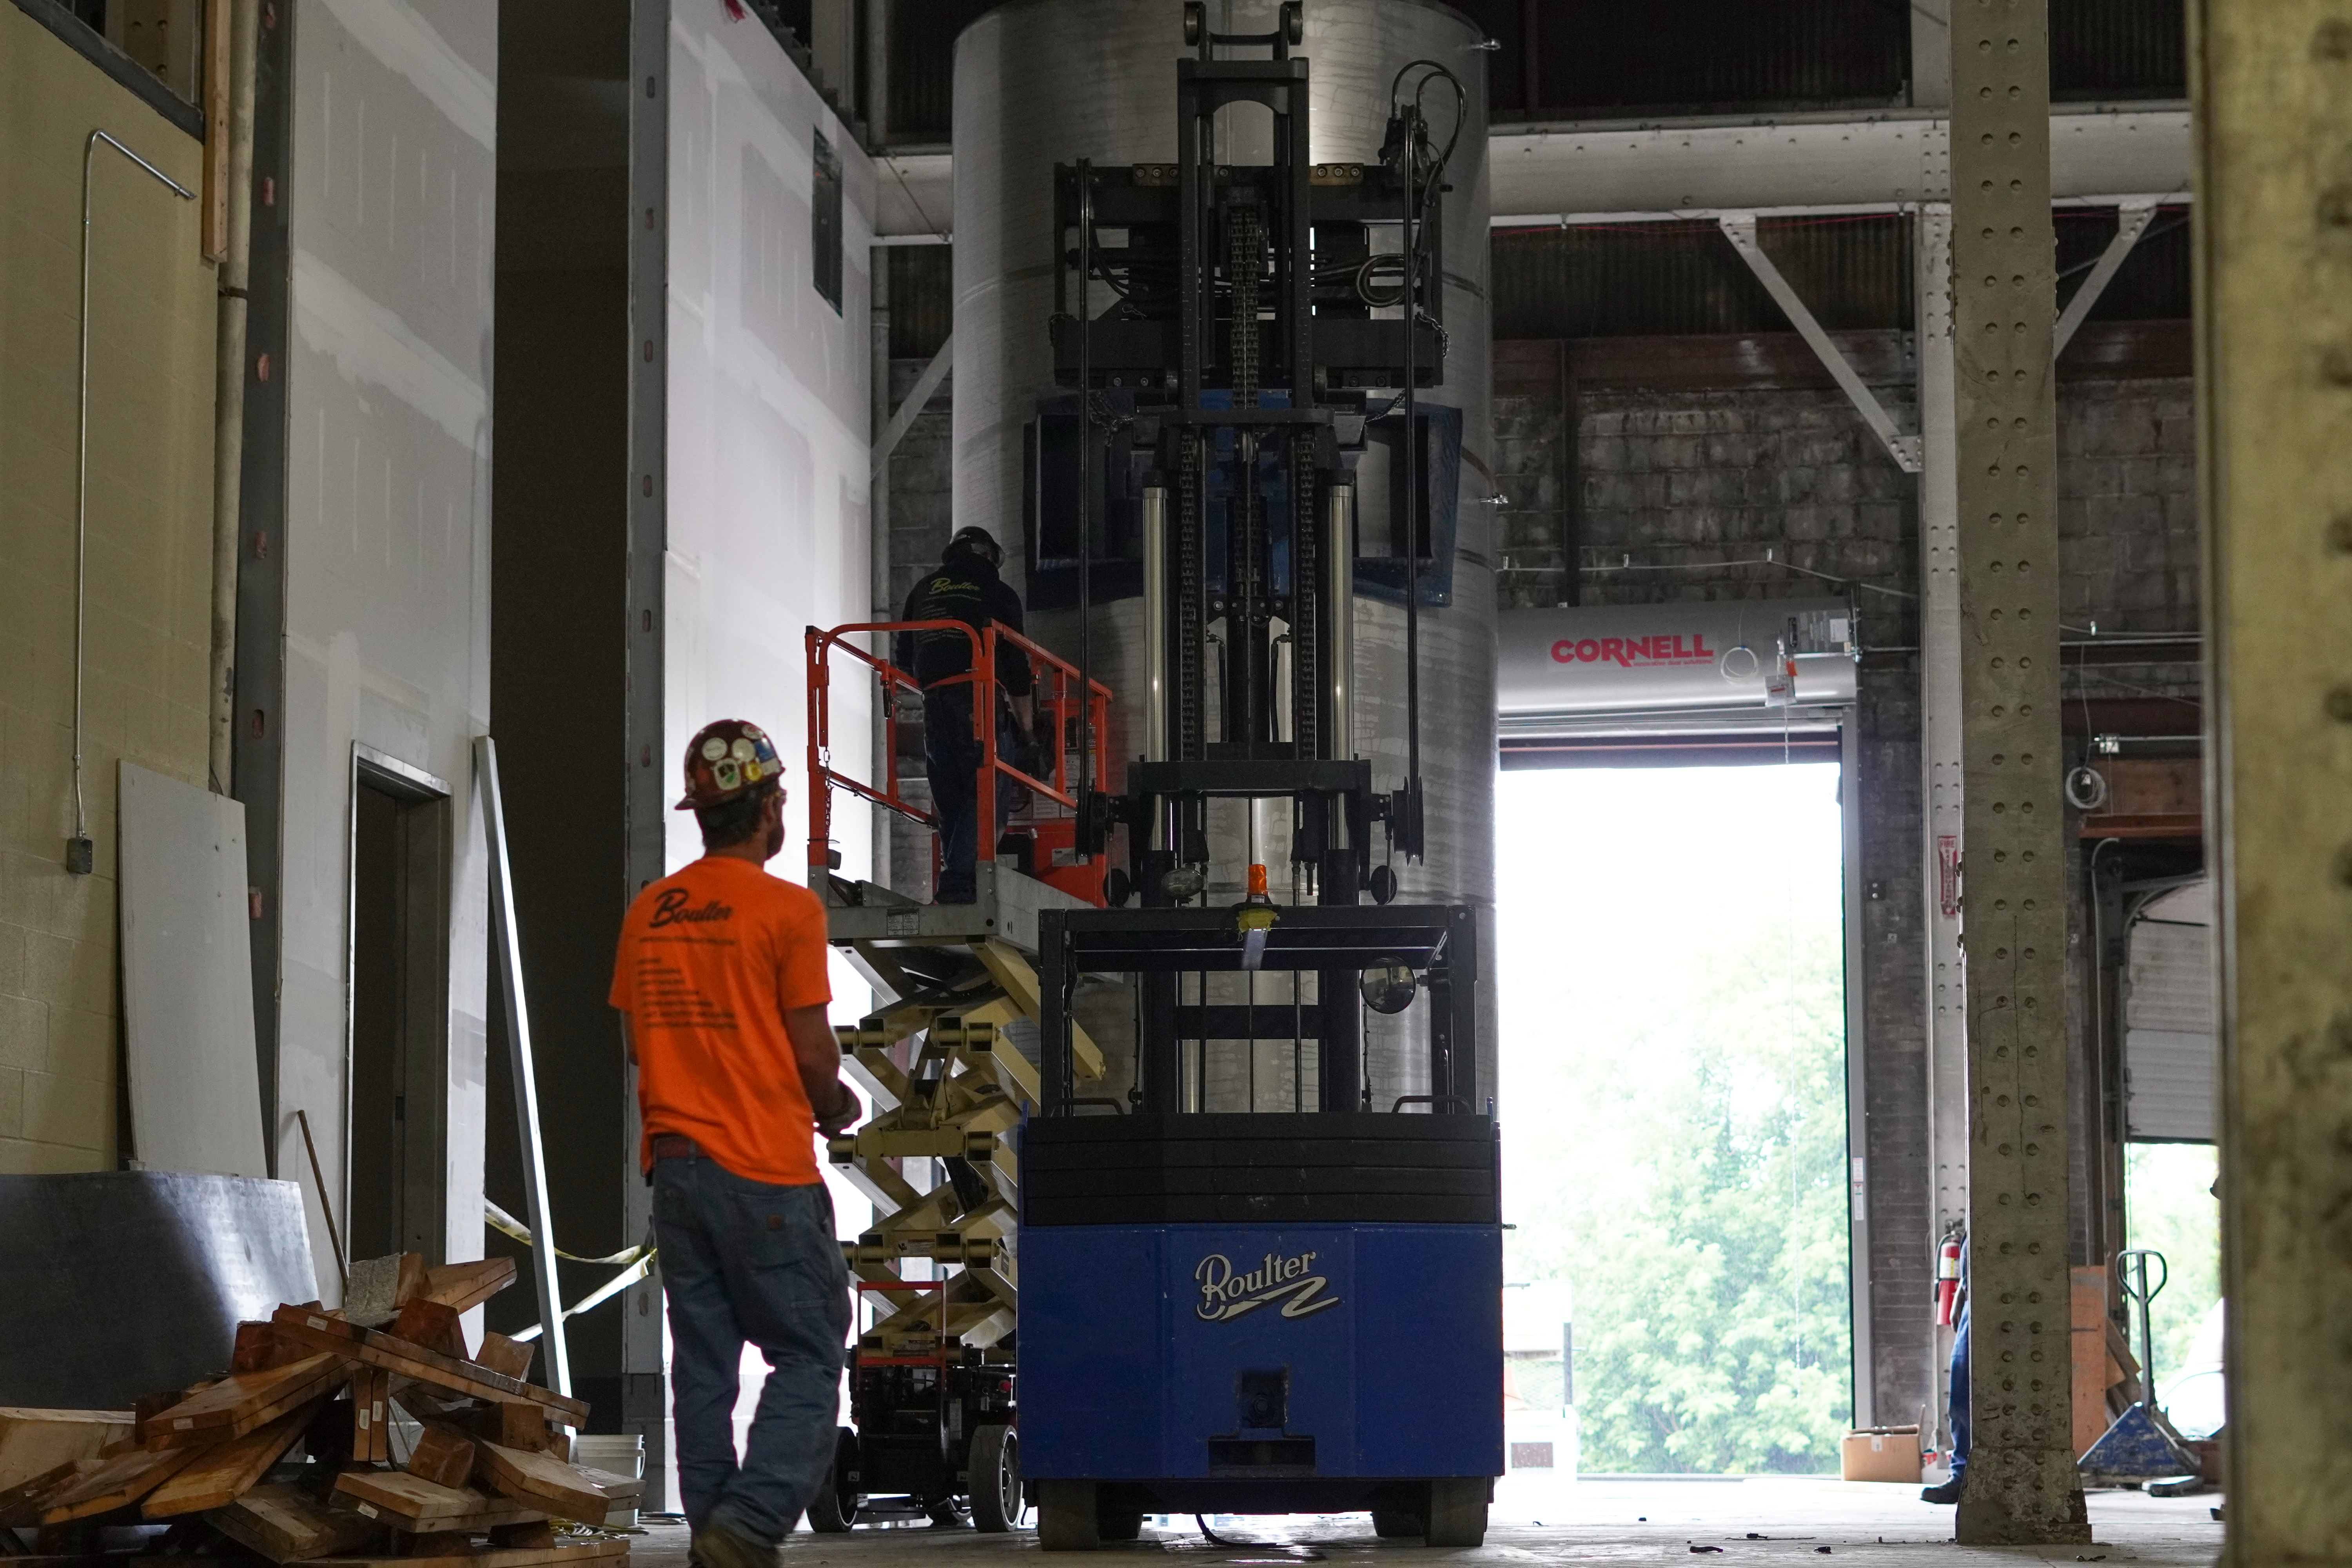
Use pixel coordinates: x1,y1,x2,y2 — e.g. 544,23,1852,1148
1935,1231,1964,1327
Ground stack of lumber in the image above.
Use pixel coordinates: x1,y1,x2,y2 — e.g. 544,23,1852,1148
0,1254,639,1568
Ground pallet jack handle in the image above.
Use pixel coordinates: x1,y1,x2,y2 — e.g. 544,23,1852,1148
2114,1247,2169,1406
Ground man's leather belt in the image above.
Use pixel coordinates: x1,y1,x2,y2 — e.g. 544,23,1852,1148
650,1133,705,1161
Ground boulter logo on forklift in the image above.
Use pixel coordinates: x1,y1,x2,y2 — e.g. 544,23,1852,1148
1193,1251,1341,1322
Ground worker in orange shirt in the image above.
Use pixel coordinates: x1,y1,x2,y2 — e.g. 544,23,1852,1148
609,719,862,1568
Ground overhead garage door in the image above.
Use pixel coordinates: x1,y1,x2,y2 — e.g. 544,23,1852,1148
2123,880,2216,1143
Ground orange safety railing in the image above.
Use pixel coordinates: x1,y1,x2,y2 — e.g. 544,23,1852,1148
805,618,1114,892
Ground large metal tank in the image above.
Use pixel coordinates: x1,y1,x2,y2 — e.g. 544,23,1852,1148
952,0,1497,1107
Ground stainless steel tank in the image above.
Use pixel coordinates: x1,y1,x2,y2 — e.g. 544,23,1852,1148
952,0,1497,1108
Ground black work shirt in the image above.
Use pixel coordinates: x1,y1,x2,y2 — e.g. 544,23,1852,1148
893,557,1034,697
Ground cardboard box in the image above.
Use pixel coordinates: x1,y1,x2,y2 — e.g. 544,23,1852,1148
1840,1427,1922,1483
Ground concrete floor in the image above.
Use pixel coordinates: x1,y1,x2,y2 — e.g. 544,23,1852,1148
628,1479,2220,1568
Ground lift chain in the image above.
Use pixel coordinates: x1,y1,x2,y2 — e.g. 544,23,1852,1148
1290,434,1319,758
1177,429,1205,760
1227,203,1262,408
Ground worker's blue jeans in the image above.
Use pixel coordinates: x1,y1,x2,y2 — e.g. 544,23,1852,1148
924,686,1020,903
1948,1303,1972,1479
651,1156,849,1546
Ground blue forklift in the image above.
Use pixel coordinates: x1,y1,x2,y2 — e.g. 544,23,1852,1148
1014,7,1501,1544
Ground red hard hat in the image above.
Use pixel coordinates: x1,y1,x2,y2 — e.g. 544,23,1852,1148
675,719,784,810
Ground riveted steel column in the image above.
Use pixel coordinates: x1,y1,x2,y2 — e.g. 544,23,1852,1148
1949,0,2089,1544
1916,199,1971,1449
2194,4,2352,1563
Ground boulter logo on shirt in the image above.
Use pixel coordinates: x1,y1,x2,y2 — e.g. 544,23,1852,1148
650,888,735,928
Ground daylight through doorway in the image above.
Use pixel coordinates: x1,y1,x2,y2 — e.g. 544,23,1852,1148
1497,762,1853,1482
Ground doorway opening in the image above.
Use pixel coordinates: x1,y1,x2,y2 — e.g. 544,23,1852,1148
1497,760,1854,1480
347,746,454,1265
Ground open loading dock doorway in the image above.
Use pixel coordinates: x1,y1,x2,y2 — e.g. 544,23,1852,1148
1492,601,1865,1488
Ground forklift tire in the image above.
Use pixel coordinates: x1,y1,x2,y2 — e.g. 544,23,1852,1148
1098,1508,1144,1541
1037,1480,1100,1550
1423,1478,1489,1548
805,1428,860,1533
1370,1510,1425,1539
970,1424,1021,1533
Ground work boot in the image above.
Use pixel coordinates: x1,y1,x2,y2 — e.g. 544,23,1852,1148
1920,1475,1965,1504
690,1525,774,1568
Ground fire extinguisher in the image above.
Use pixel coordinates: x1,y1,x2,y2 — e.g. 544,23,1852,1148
1934,1227,1964,1327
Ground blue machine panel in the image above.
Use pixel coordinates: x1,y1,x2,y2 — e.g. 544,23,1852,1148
1021,1222,1502,1485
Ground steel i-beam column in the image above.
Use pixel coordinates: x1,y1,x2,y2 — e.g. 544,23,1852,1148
1916,199,1970,1448
1949,0,2089,1544
2193,4,2352,1562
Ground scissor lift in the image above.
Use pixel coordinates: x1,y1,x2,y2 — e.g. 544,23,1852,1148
800,617,1115,1530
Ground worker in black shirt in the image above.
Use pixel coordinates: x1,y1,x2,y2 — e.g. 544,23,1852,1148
893,527,1035,903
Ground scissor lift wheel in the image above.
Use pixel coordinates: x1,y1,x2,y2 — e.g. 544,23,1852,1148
971,1423,1022,1533
805,1428,860,1533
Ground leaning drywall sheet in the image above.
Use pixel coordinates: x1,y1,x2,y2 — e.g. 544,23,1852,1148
119,762,267,1178
665,4,877,882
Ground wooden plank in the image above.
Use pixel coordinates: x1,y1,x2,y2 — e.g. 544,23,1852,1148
405,1428,475,1491
142,1401,320,1518
404,1533,477,1559
307,1537,626,1568
489,1522,557,1550
421,1258,517,1314
330,1469,548,1534
272,1309,588,1427
354,1370,389,1466
0,1411,134,1491
37,1445,207,1523
146,1356,348,1450
472,1442,608,1522
232,1322,316,1375
0,1461,101,1528
387,1301,469,1363
577,1468,639,1505
452,1399,561,1456
205,1481,388,1564
474,1334,535,1384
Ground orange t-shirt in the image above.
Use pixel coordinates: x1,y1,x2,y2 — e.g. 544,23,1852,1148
608,857,833,1185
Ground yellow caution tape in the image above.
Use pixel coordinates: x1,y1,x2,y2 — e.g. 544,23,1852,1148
485,1198,654,1267
512,1252,657,1344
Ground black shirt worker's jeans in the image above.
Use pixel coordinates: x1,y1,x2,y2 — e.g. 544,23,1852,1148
924,685,1020,903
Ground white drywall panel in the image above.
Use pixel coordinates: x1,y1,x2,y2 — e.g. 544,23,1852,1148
664,5,876,908
279,0,497,1289
118,762,268,1179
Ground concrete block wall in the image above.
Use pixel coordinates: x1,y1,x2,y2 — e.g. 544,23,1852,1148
0,10,216,1171
2058,377,2199,639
